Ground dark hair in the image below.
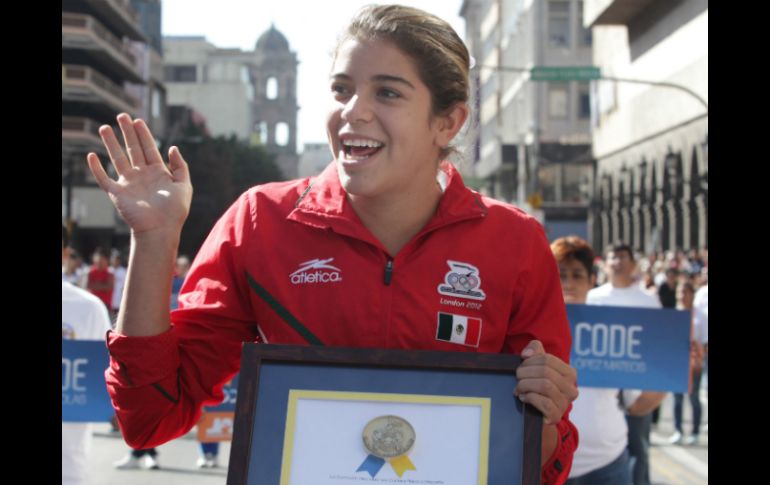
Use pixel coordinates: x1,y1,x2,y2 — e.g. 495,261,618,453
93,247,109,259
608,243,634,262
551,236,596,276
62,224,69,248
335,4,470,160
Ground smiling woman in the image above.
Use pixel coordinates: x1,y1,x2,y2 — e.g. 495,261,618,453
88,5,578,485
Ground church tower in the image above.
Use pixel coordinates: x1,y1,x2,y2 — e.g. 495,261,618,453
252,25,299,178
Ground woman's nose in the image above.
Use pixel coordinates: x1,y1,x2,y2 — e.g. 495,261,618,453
341,94,373,123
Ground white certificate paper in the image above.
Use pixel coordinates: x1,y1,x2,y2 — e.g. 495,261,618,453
280,390,491,485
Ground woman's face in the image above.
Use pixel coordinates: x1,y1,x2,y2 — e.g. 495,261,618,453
677,284,694,309
326,38,451,199
558,258,595,304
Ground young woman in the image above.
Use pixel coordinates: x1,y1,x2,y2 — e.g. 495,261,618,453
552,236,665,485
87,5,578,483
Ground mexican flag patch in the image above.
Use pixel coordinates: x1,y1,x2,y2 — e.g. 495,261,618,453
436,313,482,347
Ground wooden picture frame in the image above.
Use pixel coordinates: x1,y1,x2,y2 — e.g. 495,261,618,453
228,344,542,485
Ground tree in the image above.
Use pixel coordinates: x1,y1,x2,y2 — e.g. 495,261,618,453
171,122,284,258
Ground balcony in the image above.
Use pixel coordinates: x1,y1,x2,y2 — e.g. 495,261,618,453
62,116,105,154
73,0,146,42
584,0,657,26
62,13,143,84
62,64,140,117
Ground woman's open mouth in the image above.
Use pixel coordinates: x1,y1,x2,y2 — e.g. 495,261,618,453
340,138,385,160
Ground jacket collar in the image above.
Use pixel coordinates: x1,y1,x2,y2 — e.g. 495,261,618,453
287,161,488,246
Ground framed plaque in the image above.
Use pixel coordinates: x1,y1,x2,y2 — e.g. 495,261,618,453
227,344,542,485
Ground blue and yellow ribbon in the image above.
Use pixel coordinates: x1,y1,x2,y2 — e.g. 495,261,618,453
357,454,416,478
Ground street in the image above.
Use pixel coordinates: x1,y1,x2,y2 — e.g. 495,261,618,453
86,391,706,484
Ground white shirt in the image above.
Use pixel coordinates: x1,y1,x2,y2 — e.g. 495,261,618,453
693,285,708,345
567,283,661,478
109,265,127,311
567,388,628,477
586,282,663,309
62,281,112,485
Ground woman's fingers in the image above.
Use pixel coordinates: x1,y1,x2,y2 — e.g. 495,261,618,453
133,118,166,167
517,362,578,399
515,346,579,424
517,390,566,424
98,124,132,176
86,153,120,193
518,354,577,385
116,113,146,167
168,146,190,183
98,113,169,177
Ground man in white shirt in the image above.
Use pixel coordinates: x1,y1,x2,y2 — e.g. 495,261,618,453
63,226,112,485
586,244,664,485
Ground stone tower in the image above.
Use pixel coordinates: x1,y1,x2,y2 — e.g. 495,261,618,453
252,24,299,178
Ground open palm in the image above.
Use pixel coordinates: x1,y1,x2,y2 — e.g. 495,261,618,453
87,114,193,236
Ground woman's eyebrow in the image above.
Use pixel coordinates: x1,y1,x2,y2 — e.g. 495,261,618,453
330,73,415,90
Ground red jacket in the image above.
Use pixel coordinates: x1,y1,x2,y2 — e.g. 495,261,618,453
87,267,113,309
105,161,577,484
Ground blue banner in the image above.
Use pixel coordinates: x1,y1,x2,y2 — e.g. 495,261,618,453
566,304,691,393
62,340,113,422
62,340,241,421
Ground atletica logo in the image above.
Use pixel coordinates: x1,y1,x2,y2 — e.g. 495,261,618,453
290,258,342,285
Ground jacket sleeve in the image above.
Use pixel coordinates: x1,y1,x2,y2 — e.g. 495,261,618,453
104,192,260,449
502,218,578,485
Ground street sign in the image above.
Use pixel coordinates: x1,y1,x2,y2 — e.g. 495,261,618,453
530,66,601,81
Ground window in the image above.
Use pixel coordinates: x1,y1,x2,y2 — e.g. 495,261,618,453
482,30,498,59
548,82,569,119
563,163,592,203
151,88,161,118
578,1,592,46
266,77,278,100
578,82,590,119
539,165,559,202
548,0,570,47
275,122,290,146
164,65,197,83
255,122,268,145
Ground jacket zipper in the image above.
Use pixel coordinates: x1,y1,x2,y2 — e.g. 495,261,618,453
383,259,394,286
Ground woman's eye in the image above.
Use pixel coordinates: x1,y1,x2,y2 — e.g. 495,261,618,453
331,84,350,96
378,88,400,99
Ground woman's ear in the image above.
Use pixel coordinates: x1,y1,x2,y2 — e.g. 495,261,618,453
434,102,469,148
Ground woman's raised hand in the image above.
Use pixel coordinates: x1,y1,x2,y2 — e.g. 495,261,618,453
86,113,193,238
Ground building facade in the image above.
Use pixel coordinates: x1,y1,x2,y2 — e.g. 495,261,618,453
585,0,708,254
163,25,299,179
460,0,595,241
62,0,157,255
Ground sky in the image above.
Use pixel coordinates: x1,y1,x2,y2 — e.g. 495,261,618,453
161,0,466,152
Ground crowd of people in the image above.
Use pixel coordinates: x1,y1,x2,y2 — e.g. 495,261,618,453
557,238,708,485
62,244,222,471
594,247,709,298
